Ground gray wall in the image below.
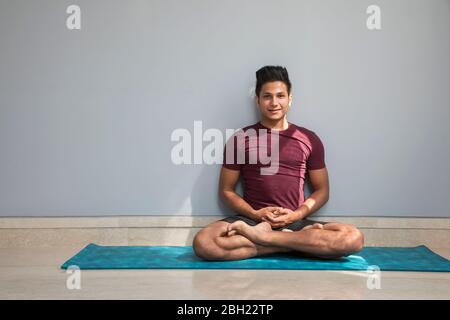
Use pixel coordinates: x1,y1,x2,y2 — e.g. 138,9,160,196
1,0,449,217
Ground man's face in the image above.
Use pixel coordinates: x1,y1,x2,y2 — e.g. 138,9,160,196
256,81,292,122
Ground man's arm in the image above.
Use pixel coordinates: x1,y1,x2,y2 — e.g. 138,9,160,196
294,167,330,220
219,167,262,222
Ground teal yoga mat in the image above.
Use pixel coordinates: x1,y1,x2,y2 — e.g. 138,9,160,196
60,244,450,272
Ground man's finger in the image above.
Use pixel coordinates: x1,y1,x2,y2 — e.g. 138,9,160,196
264,213,277,223
270,215,282,222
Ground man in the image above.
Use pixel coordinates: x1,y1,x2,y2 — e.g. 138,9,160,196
193,65,364,261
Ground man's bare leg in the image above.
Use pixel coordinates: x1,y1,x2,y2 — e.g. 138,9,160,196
227,221,364,258
193,221,291,261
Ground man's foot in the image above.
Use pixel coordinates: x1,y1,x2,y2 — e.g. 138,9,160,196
226,220,272,237
226,221,272,245
302,223,324,231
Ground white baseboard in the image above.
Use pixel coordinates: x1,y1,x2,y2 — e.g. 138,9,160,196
0,216,449,248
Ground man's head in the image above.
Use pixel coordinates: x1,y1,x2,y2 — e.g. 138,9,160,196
255,66,292,123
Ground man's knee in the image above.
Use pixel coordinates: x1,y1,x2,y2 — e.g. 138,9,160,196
335,227,365,256
350,227,365,252
192,229,228,261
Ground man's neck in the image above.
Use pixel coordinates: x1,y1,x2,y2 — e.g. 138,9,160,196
260,117,289,131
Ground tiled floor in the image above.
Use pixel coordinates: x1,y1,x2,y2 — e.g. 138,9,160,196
0,247,449,300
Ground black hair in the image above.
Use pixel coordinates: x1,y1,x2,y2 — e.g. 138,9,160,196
255,65,292,97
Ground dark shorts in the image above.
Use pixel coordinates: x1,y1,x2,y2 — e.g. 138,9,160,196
220,215,328,232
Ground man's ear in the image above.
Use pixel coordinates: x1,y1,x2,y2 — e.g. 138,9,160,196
289,95,292,106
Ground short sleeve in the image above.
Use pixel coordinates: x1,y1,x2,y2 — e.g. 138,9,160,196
306,132,326,170
222,135,242,171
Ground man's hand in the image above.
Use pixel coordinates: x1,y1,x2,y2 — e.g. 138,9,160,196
261,207,299,229
254,207,283,225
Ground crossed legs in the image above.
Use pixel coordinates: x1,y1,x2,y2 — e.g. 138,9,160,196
193,220,364,261
193,221,290,261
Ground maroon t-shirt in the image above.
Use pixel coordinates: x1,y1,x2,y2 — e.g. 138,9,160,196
222,121,325,211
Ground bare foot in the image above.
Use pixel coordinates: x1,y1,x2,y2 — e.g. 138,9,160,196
226,221,272,245
227,220,271,237
302,223,324,231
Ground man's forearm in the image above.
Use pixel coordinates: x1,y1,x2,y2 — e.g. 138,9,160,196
294,189,329,220
220,191,261,221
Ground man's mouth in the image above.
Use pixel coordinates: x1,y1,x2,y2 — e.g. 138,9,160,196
268,109,281,113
